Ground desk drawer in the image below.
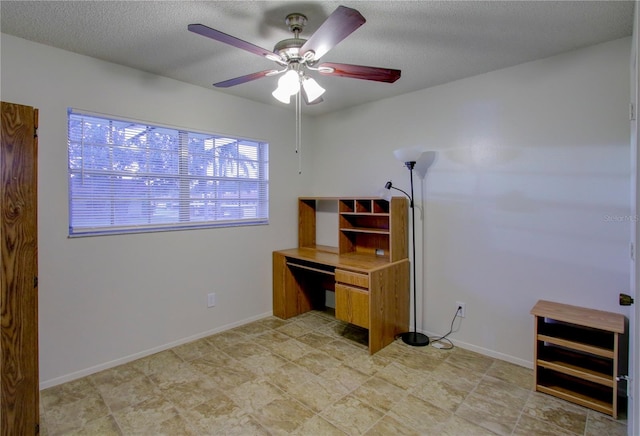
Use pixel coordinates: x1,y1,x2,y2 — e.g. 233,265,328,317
335,269,369,288
336,284,369,329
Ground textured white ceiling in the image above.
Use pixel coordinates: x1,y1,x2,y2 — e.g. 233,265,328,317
1,1,634,116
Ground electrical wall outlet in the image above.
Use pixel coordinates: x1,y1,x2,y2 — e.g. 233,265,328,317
456,301,466,318
207,292,216,308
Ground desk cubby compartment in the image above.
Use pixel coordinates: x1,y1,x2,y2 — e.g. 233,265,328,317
339,228,389,258
339,213,389,235
339,199,390,214
340,213,390,231
356,199,389,214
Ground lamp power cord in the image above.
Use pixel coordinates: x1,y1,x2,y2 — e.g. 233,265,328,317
429,306,462,350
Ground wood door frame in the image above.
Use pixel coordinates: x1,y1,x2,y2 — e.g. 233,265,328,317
1,101,39,435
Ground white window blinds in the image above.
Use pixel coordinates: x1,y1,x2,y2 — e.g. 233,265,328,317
68,110,269,236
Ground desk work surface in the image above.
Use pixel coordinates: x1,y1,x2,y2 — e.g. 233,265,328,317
275,246,396,272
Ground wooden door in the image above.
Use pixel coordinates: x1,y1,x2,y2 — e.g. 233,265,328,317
1,102,39,435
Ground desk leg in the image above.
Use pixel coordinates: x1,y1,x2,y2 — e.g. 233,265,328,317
369,260,410,354
273,252,288,318
272,252,314,319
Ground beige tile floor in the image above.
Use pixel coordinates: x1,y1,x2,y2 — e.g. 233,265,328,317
40,310,627,435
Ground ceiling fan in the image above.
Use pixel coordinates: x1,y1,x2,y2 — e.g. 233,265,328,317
188,5,401,105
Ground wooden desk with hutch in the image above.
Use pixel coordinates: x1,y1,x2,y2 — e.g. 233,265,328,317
273,197,410,354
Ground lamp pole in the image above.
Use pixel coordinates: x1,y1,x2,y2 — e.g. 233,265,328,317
391,161,430,347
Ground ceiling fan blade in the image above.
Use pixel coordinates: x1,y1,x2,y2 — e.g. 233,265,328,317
300,6,366,61
214,70,278,88
318,62,401,83
188,24,282,62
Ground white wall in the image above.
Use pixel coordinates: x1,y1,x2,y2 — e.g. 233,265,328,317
1,34,313,387
1,33,631,386
309,37,632,366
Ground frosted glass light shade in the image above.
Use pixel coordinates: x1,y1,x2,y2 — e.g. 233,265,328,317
272,86,291,104
279,70,300,94
272,70,300,104
301,77,325,103
272,87,291,104
270,70,325,105
394,146,425,163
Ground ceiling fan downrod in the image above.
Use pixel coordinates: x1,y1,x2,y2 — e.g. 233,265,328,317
285,13,307,36
274,13,313,65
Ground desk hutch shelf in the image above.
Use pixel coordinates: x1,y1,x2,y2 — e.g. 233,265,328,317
274,197,409,354
298,197,407,261
531,300,626,418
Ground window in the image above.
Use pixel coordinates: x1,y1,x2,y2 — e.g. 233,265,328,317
68,110,269,236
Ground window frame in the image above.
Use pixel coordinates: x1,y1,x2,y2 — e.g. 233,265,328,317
67,109,269,237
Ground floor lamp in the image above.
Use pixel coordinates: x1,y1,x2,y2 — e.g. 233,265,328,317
382,147,429,346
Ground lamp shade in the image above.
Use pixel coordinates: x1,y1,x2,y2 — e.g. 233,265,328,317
378,184,392,201
394,146,425,164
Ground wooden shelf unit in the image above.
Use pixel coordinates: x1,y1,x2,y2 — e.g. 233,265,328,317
531,300,626,418
274,196,410,354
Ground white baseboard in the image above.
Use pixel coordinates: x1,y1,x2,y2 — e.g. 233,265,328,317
39,311,273,390
424,329,533,369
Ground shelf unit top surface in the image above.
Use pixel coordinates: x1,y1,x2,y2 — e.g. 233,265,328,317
531,300,625,333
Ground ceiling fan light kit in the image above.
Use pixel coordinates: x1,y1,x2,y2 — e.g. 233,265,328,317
188,5,401,105
270,64,326,105
301,76,326,102
272,69,301,103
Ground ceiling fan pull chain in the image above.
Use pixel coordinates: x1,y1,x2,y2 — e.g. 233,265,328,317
296,91,302,174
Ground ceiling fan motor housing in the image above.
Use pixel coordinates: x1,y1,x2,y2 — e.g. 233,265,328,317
274,13,309,63
285,13,307,33
274,38,306,62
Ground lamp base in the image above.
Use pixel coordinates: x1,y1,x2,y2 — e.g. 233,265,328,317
400,331,430,347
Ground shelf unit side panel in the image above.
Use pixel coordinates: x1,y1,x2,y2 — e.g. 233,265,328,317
612,332,619,417
533,315,539,389
298,199,317,248
390,197,409,261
